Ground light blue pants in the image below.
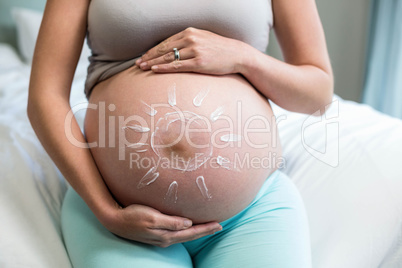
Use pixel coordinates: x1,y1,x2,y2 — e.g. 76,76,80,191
61,171,312,267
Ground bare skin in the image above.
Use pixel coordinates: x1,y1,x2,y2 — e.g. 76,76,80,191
85,67,281,224
28,0,333,247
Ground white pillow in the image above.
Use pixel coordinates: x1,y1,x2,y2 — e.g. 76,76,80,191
0,43,23,71
11,7,91,64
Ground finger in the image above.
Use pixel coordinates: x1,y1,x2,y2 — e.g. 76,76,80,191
137,34,186,65
149,213,195,231
153,222,223,245
139,48,192,70
136,42,178,67
151,58,199,73
172,222,223,243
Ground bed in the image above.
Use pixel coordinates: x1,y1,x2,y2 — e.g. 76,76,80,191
1,4,402,268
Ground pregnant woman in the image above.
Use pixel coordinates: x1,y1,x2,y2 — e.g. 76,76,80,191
28,0,333,267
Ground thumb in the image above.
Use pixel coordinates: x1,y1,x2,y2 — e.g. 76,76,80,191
151,213,193,231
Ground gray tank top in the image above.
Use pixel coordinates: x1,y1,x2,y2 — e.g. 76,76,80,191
85,0,274,98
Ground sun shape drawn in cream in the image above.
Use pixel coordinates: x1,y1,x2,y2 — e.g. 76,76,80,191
123,83,242,203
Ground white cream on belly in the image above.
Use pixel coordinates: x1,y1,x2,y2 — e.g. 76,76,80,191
121,83,246,203
165,181,178,203
84,69,283,221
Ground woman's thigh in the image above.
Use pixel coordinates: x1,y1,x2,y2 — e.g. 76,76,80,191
61,187,192,268
188,171,312,268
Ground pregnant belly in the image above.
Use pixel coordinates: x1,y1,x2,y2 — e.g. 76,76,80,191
84,66,282,223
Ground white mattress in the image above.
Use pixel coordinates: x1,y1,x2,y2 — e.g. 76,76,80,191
1,42,401,268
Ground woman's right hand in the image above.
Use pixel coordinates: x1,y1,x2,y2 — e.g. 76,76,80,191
101,203,222,248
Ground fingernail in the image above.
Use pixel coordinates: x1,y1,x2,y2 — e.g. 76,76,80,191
184,220,192,228
213,224,223,232
140,62,148,68
136,58,142,65
151,66,158,71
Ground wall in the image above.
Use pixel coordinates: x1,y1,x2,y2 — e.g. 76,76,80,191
0,0,46,48
267,0,371,102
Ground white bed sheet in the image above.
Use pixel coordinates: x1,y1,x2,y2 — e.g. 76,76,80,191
0,42,401,268
0,43,72,268
271,99,402,267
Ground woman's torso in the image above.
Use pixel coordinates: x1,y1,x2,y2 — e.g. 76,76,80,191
84,0,273,97
84,0,281,223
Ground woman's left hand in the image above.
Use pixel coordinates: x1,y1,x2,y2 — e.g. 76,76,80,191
135,27,248,75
